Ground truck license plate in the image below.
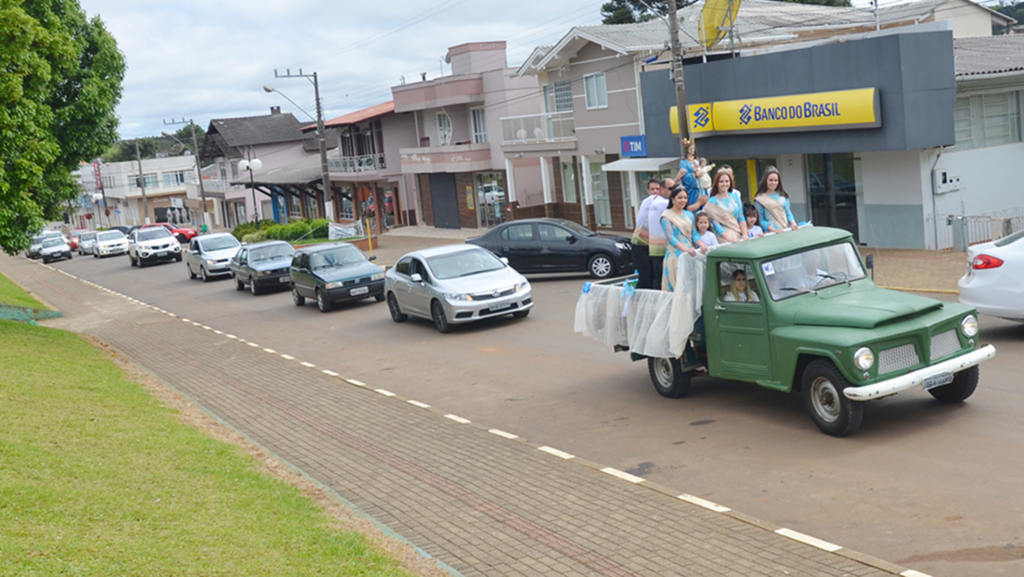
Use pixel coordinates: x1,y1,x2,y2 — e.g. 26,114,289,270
350,286,368,296
922,372,954,391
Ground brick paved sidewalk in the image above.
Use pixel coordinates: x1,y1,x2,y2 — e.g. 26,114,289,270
3,254,929,577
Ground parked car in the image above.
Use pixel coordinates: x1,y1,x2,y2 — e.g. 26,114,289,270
229,240,296,295
77,231,99,255
142,222,198,243
92,230,129,258
958,229,1024,321
290,242,385,313
25,230,63,259
467,218,633,279
128,226,182,267
107,225,132,236
384,244,532,333
39,237,73,264
185,233,241,282
68,228,89,250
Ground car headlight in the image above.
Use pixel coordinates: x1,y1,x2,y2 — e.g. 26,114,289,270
445,293,473,301
205,259,216,265
325,281,343,289
371,272,384,281
616,241,632,251
255,270,271,277
854,347,875,370
961,314,979,337
515,281,529,292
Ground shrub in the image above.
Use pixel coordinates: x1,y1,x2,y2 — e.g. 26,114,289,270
241,232,266,244
231,219,275,240
308,219,330,239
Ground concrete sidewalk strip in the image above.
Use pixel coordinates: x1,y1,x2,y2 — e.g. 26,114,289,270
3,254,930,577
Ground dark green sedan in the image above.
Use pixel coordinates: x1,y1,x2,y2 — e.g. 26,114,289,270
289,242,385,313
229,240,296,295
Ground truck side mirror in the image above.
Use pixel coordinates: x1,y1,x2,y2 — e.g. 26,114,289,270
865,254,874,280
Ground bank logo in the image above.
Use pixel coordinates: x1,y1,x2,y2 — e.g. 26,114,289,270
693,106,711,128
739,104,752,125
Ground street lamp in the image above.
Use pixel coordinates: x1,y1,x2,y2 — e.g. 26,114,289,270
238,157,263,230
162,127,210,230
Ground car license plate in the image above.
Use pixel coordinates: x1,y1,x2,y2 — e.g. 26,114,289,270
922,372,954,391
279,277,290,283
350,286,368,296
488,301,507,311
157,251,167,257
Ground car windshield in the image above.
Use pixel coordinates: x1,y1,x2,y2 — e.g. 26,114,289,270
427,249,504,280
310,246,365,269
556,220,596,237
250,244,295,262
31,236,46,244
200,236,240,252
42,238,63,248
98,231,124,241
138,228,172,241
82,233,96,241
762,242,866,301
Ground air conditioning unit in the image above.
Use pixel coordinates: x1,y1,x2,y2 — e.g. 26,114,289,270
933,169,961,194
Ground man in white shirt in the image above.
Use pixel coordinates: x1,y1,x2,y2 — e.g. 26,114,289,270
630,179,665,289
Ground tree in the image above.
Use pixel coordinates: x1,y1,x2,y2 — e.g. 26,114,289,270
0,0,125,254
601,0,672,24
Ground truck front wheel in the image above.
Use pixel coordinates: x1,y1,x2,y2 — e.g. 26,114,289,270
928,365,978,403
801,359,864,437
648,357,690,398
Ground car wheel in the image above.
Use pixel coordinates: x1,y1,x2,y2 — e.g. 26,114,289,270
235,275,245,291
647,357,690,398
175,253,182,262
588,253,614,279
249,278,261,296
177,233,187,243
187,262,196,279
928,365,979,403
431,300,452,333
374,293,385,302
42,257,49,264
200,266,209,282
512,309,530,319
130,253,137,267
67,252,72,260
316,289,332,313
138,256,146,268
292,285,305,307
93,251,98,258
387,293,408,323
801,359,864,437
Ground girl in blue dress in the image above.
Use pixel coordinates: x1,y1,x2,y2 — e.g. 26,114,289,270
754,167,798,233
659,186,708,292
703,170,748,243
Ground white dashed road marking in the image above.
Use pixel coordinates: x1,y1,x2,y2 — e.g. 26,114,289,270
539,446,574,460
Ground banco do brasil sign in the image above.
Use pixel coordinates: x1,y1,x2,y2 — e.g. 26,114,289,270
678,88,881,137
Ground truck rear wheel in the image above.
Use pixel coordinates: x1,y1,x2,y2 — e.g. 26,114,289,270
648,357,690,398
928,365,978,403
801,359,863,437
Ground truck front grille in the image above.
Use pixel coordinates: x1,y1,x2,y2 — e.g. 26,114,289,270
879,343,920,374
930,330,960,361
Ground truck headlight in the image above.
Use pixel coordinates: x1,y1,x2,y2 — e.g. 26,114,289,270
960,314,978,337
854,347,875,370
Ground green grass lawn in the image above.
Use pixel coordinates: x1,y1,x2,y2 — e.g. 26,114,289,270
0,271,46,309
0,319,427,576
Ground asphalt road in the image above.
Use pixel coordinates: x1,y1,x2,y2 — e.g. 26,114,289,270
49,250,1024,577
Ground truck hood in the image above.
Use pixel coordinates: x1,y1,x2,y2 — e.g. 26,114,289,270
792,289,943,329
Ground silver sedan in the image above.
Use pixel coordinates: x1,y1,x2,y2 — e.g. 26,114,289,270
384,245,533,333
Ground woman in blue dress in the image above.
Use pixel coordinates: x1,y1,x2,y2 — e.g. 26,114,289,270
659,185,708,292
675,139,706,213
702,170,748,243
753,167,799,233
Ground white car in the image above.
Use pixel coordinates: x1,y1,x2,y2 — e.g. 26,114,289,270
384,244,532,333
92,230,128,258
958,229,1024,321
128,226,182,268
185,233,241,282
39,237,73,264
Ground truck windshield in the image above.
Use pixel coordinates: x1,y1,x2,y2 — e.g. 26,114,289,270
761,242,866,300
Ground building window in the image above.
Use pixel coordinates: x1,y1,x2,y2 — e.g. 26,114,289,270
130,173,158,189
560,161,577,203
230,160,239,180
162,170,194,187
471,108,488,144
584,73,608,110
554,80,573,113
954,91,1022,150
437,112,452,146
219,162,227,180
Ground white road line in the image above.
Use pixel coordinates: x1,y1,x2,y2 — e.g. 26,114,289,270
300,361,315,368
444,414,470,423
247,342,260,348
407,400,430,408
538,446,574,460
322,369,339,377
263,348,276,354
677,494,731,513
280,354,295,360
226,334,237,339
488,429,518,439
201,325,211,330
600,467,645,484
192,322,201,326
213,330,222,334
901,571,934,577
346,379,366,387
181,318,190,322
375,389,396,397
775,528,842,552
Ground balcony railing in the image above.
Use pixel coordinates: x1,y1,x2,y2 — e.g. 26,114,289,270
500,111,575,145
203,179,245,193
328,153,387,173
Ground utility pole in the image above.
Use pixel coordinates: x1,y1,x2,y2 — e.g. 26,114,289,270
164,118,210,230
273,69,331,219
93,160,110,228
668,0,689,154
134,138,149,224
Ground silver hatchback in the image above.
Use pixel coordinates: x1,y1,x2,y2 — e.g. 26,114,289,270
185,233,241,282
383,245,532,333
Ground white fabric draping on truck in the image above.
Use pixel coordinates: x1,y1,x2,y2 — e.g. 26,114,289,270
574,254,706,358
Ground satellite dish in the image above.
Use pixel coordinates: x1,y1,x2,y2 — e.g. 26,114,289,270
700,0,742,50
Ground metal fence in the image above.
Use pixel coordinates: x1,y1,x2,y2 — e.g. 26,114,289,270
930,206,1024,250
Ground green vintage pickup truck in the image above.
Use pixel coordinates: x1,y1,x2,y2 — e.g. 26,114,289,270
576,227,996,436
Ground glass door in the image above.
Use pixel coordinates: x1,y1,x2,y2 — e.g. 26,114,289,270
805,153,860,241
589,155,611,227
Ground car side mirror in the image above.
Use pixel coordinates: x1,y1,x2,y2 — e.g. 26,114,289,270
411,273,423,283
368,255,377,261
566,235,577,243
500,257,509,265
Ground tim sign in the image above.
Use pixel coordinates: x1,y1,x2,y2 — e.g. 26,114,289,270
620,135,646,158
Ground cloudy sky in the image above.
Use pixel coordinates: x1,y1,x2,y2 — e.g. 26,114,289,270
77,0,608,140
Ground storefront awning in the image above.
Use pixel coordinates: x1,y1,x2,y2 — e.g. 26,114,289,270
600,157,679,172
